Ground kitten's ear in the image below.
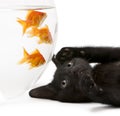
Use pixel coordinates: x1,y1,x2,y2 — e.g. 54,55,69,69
52,55,61,68
29,84,57,100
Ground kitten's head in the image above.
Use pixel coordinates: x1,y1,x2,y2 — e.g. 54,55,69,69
29,57,102,102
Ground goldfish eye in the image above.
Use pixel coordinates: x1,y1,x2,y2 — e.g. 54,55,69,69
61,80,68,89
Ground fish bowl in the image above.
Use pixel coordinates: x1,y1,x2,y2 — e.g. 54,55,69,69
0,0,57,98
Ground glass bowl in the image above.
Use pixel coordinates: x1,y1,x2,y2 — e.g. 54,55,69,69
0,0,57,98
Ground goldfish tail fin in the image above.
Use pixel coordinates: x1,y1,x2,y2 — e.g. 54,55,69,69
17,18,27,34
45,25,53,44
39,25,53,44
39,13,47,26
18,48,29,64
18,58,26,64
23,48,29,57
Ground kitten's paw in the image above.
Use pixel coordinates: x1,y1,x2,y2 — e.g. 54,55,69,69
56,47,74,64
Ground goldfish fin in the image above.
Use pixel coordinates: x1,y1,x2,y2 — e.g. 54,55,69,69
38,40,43,44
18,58,26,64
45,25,53,44
23,48,29,57
17,18,27,34
18,48,29,64
31,49,39,54
29,66,33,70
39,25,53,44
39,13,47,26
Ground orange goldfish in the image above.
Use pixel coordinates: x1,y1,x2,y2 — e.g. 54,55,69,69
17,10,47,34
19,48,46,69
27,25,53,44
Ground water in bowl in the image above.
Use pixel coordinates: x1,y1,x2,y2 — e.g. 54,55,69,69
0,6,57,98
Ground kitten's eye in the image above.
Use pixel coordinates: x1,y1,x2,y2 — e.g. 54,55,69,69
61,80,68,88
67,62,73,67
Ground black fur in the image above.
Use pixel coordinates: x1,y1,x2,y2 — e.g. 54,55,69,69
55,47,120,64
30,58,92,103
29,47,120,106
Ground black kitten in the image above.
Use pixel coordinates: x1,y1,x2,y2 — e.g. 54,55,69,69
29,47,120,106
29,58,92,102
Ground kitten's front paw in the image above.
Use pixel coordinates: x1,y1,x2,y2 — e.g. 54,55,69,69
56,47,74,64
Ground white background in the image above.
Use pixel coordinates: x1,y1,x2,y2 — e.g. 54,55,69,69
1,0,120,116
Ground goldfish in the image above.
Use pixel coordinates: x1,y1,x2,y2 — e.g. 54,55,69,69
19,48,46,69
17,10,47,34
27,25,53,44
